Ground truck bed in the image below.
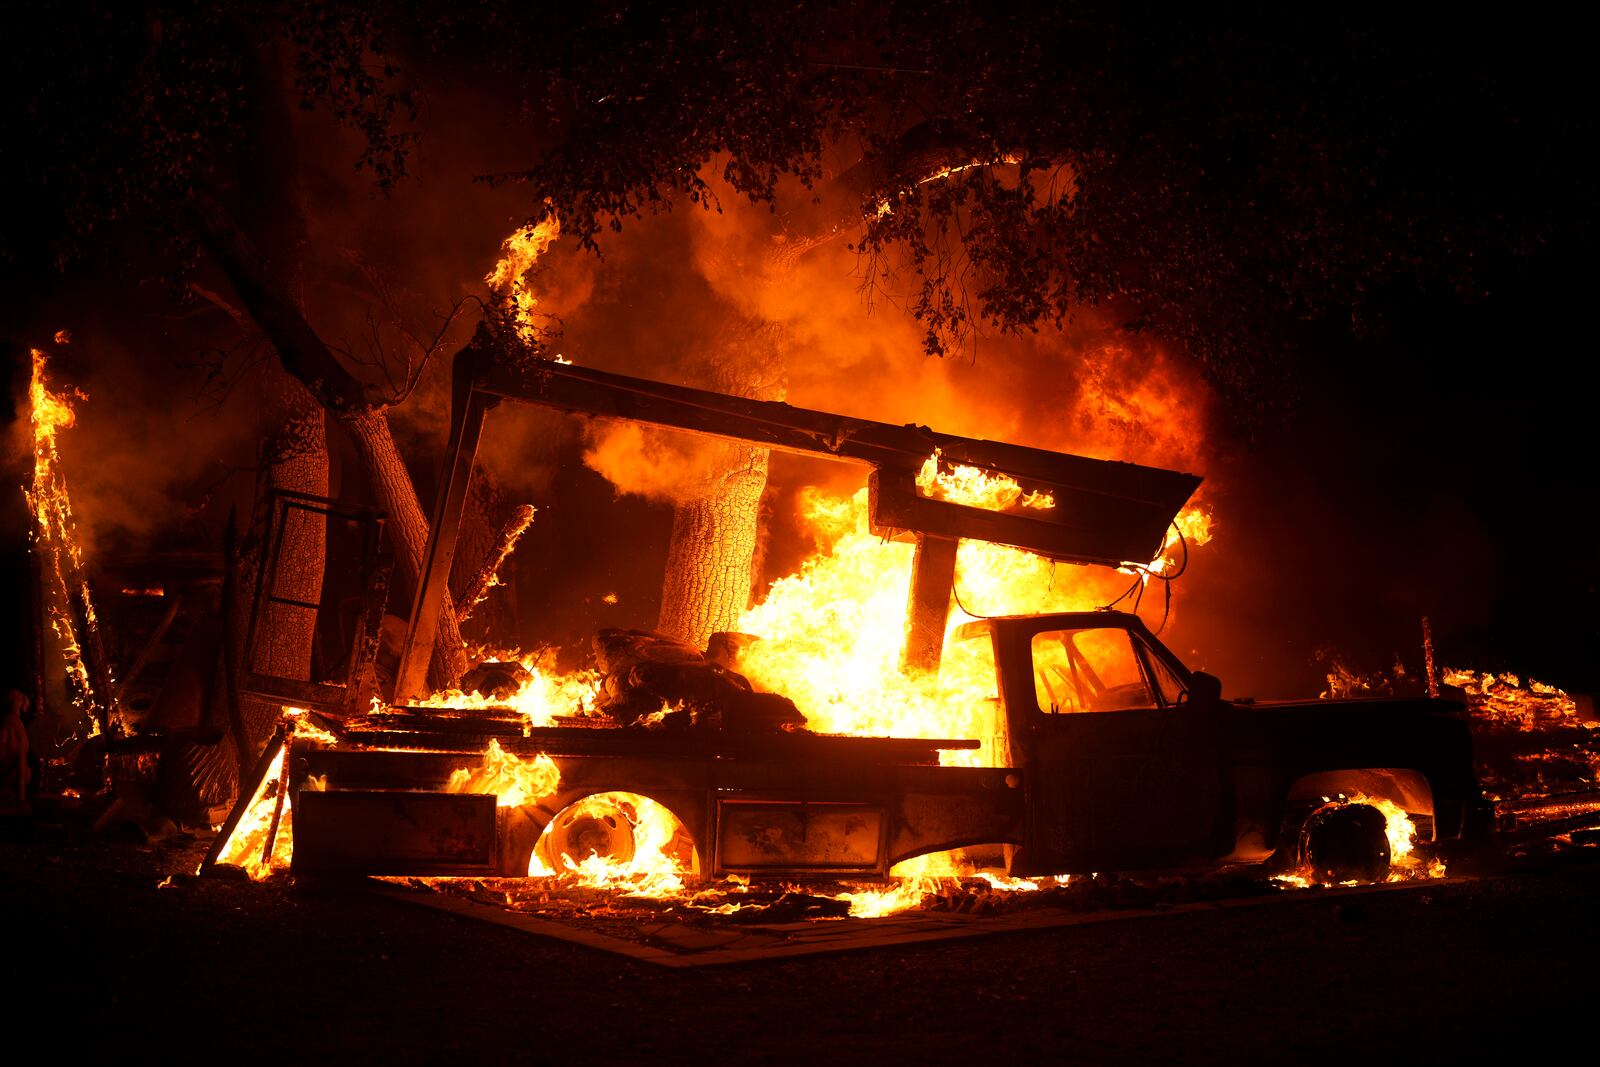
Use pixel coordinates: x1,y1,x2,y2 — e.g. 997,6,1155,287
337,704,979,766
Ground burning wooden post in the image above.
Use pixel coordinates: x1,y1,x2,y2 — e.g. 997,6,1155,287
457,504,536,622
902,534,959,673
1422,616,1439,698
25,348,120,738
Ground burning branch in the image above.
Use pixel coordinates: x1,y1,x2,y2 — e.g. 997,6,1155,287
456,504,537,622
26,348,119,738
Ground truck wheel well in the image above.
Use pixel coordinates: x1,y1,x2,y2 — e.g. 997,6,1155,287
1286,768,1434,817
530,791,701,878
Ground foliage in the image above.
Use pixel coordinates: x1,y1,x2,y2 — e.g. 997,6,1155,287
3,2,1590,419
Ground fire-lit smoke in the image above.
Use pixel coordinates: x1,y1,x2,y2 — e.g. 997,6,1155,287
579,421,733,505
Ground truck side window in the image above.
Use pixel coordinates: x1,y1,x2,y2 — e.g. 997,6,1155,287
1141,646,1187,707
1031,628,1159,714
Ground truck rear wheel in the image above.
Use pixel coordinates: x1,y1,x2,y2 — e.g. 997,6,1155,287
1300,801,1392,884
539,796,638,872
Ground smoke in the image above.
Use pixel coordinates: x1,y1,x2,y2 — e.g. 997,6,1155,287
580,422,731,505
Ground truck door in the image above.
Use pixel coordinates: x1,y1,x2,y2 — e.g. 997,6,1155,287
1018,626,1232,873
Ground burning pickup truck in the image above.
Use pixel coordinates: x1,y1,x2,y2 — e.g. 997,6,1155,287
213,354,1490,888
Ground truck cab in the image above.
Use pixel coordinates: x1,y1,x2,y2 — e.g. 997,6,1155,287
960,610,1488,877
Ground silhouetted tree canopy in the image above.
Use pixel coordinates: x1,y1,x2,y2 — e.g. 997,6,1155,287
3,2,1591,419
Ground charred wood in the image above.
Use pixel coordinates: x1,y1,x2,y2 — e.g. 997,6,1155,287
457,504,536,623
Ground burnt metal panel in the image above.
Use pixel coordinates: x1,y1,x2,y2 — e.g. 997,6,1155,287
716,799,889,874
292,790,497,876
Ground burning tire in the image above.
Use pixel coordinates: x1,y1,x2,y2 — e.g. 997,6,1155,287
1299,801,1392,884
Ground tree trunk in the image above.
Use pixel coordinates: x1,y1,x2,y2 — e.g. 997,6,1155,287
657,442,769,646
339,406,467,686
191,191,468,692
653,305,786,647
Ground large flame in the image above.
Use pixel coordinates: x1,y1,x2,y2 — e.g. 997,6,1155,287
486,217,562,345
444,739,561,808
25,347,111,738
916,448,1055,512
732,487,1208,767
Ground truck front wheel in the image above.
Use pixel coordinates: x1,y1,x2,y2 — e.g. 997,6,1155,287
1300,801,1392,884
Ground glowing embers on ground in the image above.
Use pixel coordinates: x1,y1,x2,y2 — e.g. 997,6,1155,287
916,448,1056,512
826,851,1044,918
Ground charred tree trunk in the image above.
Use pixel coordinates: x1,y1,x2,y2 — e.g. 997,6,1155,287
657,442,769,645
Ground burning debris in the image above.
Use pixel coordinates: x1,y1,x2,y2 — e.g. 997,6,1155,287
26,349,116,741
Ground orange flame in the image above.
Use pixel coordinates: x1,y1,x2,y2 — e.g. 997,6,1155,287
415,648,601,731
916,449,1055,512
486,217,562,346
25,348,110,737
444,739,561,808
213,743,293,881
531,792,692,897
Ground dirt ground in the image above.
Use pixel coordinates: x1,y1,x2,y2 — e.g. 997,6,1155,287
1,832,1595,1064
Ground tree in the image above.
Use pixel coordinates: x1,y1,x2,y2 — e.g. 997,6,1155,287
3,1,1588,681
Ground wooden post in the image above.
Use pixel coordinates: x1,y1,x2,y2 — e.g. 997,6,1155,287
394,363,495,703
901,534,959,674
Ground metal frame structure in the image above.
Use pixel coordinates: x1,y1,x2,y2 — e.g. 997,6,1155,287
394,348,1201,700
241,490,388,711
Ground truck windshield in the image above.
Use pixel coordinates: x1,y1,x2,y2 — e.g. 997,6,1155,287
1031,628,1160,713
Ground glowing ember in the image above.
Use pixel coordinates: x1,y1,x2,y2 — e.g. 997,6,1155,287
916,448,1055,512
486,216,561,346
830,851,1047,918
1443,668,1592,731
444,739,560,808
